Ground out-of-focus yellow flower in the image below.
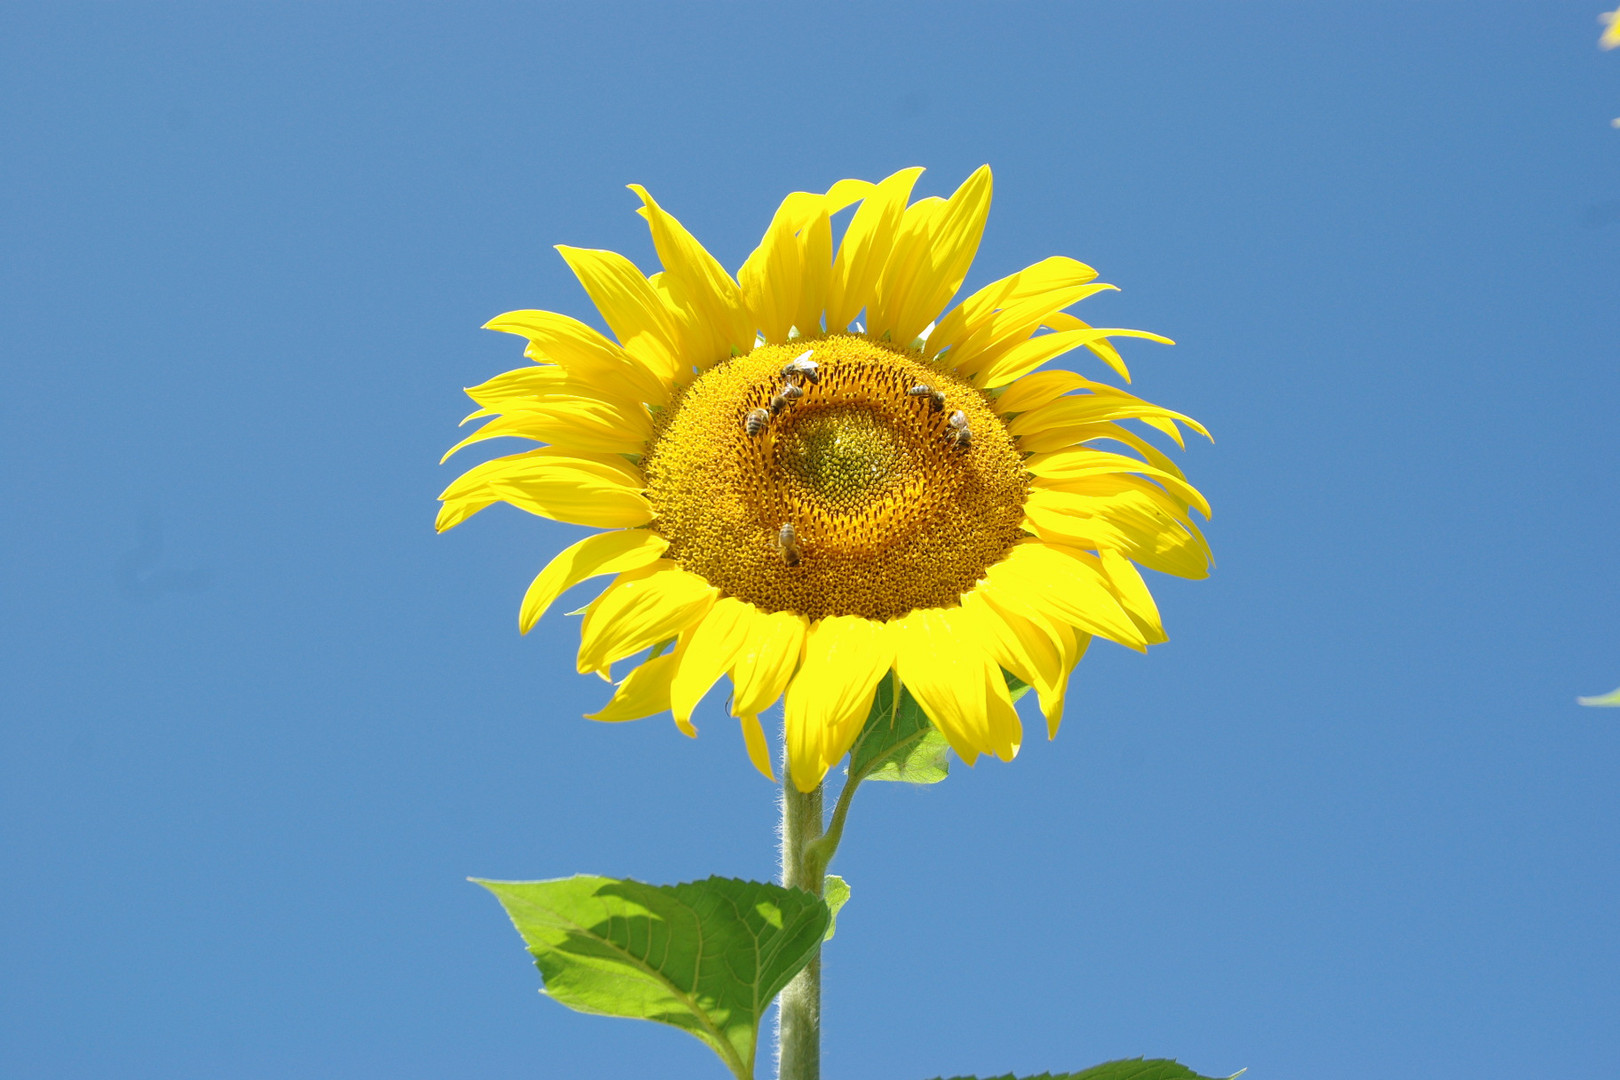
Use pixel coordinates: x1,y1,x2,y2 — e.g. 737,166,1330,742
1602,8,1620,49
438,168,1210,790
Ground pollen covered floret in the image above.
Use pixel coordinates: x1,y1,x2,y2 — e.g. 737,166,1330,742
643,336,1029,622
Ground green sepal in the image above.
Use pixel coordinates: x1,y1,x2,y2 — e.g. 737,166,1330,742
476,874,830,1080
822,874,850,940
929,1059,1241,1080
1004,670,1033,702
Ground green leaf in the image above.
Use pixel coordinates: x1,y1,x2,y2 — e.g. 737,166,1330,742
928,1058,1240,1080
476,875,829,1080
822,874,850,940
850,673,951,784
1578,685,1620,706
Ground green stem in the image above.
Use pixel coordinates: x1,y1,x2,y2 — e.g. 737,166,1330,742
804,771,859,880
777,670,899,1080
777,775,823,1080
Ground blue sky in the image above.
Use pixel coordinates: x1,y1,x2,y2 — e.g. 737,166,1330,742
3,4,1618,1078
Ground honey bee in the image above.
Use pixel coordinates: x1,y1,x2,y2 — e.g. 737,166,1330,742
744,407,770,436
908,384,946,412
946,409,972,451
781,349,821,384
775,522,803,566
769,391,789,415
780,382,804,402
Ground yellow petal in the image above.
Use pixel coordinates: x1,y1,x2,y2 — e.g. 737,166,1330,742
461,365,572,412
1028,448,1212,519
893,607,1021,763
867,194,943,336
1042,311,1137,383
738,713,777,782
1020,499,1122,568
936,283,1116,378
519,529,669,634
587,651,681,722
826,167,924,332
974,580,1090,737
669,598,758,731
927,255,1100,359
1095,546,1166,644
1025,482,1213,580
738,181,870,343
959,591,1063,721
483,309,671,405
641,269,716,373
1078,422,1193,480
1007,387,1209,453
629,184,754,361
792,208,835,339
986,541,1147,651
436,447,546,531
554,245,685,382
979,654,1023,762
485,460,651,528
974,581,1093,738
951,605,1025,762
1043,624,1090,738
440,398,652,460
437,449,651,531
434,494,497,533
992,369,1094,416
869,165,993,346
730,609,808,717
445,443,643,487
783,615,894,792
577,563,716,677
973,327,1173,389
739,203,803,345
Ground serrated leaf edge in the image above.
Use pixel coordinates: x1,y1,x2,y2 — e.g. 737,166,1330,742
474,874,830,1080
475,875,749,1078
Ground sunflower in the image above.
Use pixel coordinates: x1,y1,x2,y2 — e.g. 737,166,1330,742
438,167,1210,792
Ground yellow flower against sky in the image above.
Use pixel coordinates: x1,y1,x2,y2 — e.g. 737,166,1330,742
438,168,1211,792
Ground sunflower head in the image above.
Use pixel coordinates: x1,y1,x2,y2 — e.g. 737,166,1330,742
643,334,1030,623
439,167,1211,792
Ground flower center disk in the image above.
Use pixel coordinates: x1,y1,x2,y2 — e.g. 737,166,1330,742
643,335,1030,621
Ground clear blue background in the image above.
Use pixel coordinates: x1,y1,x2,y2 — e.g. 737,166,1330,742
3,3,1617,1078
